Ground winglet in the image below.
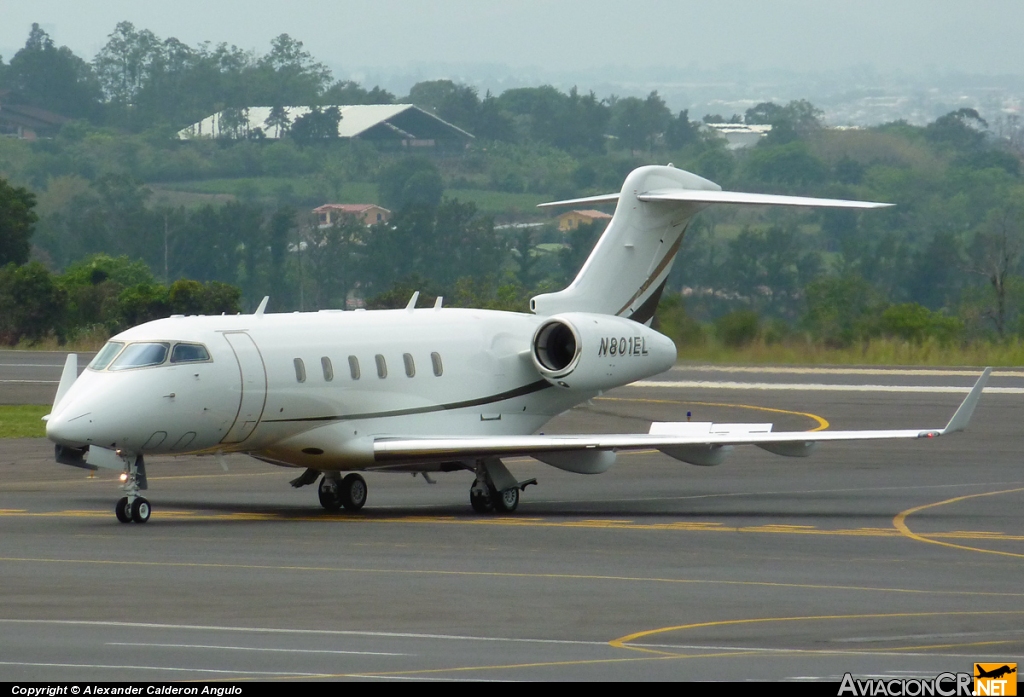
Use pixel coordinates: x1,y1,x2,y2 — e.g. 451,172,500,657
52,353,78,411
254,296,270,316
940,367,991,434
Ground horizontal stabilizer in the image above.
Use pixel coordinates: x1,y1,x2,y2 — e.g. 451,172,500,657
537,193,620,208
637,189,892,209
537,189,892,210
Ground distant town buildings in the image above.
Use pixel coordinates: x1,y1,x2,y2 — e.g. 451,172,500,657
178,104,474,147
314,204,391,227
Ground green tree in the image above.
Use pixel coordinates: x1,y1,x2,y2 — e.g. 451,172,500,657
879,303,962,344
168,279,240,315
715,309,760,347
610,91,671,152
665,109,699,149
4,24,102,120
926,108,988,154
253,34,332,105
377,156,444,211
320,80,394,105
217,107,250,139
0,262,66,344
264,104,291,138
118,283,170,326
290,106,341,144
966,197,1024,337
93,21,161,106
743,142,827,186
803,274,881,346
0,178,37,266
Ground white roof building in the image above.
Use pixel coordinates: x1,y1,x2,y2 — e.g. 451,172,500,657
177,104,474,144
701,123,772,150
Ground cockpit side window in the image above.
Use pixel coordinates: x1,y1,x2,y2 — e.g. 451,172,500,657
88,341,125,371
108,342,170,370
170,343,211,363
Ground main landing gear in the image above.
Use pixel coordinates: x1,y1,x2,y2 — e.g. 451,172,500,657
469,458,536,515
115,454,150,524
317,473,367,512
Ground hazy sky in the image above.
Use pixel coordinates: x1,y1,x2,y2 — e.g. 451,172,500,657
2,0,1023,77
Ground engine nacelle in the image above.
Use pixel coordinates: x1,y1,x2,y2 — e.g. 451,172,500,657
531,312,676,391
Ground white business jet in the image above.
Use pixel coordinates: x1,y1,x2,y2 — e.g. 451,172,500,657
45,165,991,524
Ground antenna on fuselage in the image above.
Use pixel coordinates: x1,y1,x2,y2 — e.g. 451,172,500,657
433,296,443,310
254,296,269,316
406,291,420,311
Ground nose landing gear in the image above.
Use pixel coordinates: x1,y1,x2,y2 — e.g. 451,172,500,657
115,454,150,524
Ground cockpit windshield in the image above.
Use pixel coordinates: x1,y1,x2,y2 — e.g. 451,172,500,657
89,341,212,371
88,341,125,370
108,342,170,371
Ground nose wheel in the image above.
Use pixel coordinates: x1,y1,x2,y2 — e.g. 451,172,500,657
115,454,150,524
117,496,151,523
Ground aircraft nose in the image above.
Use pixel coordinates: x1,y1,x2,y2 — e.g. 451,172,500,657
45,406,94,447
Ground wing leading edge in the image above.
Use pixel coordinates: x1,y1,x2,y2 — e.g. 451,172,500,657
373,369,991,464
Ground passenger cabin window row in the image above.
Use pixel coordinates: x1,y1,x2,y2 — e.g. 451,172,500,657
292,352,444,382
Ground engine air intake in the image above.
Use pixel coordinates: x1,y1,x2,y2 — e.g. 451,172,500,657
533,320,580,376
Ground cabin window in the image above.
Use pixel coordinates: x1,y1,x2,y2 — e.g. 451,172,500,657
321,357,333,381
89,341,125,370
348,355,360,380
294,358,306,383
431,352,443,377
403,353,415,377
109,342,170,371
375,354,387,379
170,343,210,363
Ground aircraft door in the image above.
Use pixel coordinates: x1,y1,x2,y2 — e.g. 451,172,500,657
221,332,268,444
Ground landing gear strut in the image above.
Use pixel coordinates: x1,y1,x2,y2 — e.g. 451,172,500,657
469,458,534,515
116,454,150,524
318,473,367,512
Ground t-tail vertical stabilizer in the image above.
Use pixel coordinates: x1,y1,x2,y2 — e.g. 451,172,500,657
531,165,892,324
531,165,716,324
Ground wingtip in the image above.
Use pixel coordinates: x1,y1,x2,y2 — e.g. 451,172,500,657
941,367,991,434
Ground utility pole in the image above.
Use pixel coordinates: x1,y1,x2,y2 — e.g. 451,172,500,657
163,212,170,283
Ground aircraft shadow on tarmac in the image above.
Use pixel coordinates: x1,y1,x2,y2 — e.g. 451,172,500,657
76,494,916,524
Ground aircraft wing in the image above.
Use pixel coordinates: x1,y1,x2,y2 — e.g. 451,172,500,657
373,368,989,464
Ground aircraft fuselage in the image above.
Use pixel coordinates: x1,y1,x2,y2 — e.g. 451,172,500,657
46,306,676,472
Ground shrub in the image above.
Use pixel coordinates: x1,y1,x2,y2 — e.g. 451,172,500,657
715,309,759,347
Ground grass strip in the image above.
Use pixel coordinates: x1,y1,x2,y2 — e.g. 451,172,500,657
0,405,50,439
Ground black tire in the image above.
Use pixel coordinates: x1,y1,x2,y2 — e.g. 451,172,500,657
130,497,151,524
318,476,342,511
341,473,367,511
492,486,519,513
115,497,131,523
469,485,493,514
